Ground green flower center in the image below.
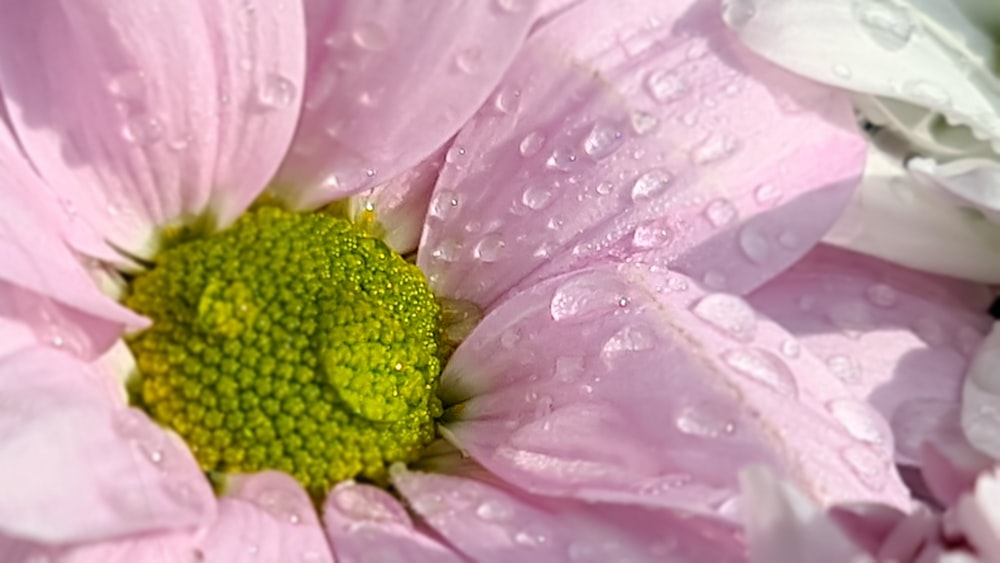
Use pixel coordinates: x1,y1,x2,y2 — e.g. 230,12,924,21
124,206,443,497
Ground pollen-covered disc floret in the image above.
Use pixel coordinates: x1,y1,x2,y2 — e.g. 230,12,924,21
124,207,443,496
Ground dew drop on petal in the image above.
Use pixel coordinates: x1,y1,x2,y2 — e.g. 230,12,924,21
691,294,757,342
476,499,514,522
704,199,738,227
519,131,546,156
831,63,853,79
631,168,672,200
257,73,297,109
122,114,164,144
902,80,950,107
676,407,736,438
828,399,886,444
473,233,505,263
645,69,687,103
429,190,461,219
754,183,782,205
455,47,482,74
351,22,390,50
852,0,916,51
601,325,655,365
582,120,625,159
840,445,888,491
738,224,770,264
721,0,756,28
106,70,146,100
632,221,673,249
826,354,861,384
629,110,660,135
521,185,554,210
494,85,521,114
722,348,799,397
691,135,740,165
550,276,623,322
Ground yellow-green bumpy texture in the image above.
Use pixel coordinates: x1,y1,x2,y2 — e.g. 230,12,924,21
125,206,443,497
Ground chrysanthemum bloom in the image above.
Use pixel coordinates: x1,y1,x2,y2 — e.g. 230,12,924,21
0,0,928,560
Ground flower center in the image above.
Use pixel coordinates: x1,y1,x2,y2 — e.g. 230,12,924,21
123,206,443,497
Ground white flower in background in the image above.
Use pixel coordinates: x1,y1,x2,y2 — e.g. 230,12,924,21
724,0,1000,283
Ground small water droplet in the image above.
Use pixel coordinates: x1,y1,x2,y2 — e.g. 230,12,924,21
826,355,861,384
257,74,297,109
521,185,554,210
545,147,579,171
828,399,886,444
429,190,460,219
106,70,146,100
445,145,467,164
721,0,756,27
738,224,770,264
473,233,505,262
519,131,546,156
902,80,950,107
704,198,738,227
582,120,624,159
476,499,514,521
831,63,853,79
121,113,164,144
514,528,549,547
777,230,798,249
631,168,672,200
754,184,783,205
841,445,887,490
455,47,482,73
431,239,462,262
645,69,687,102
865,284,897,307
352,22,390,50
595,181,614,195
691,134,740,164
632,220,673,249
852,0,916,51
601,325,655,364
629,110,660,135
494,85,521,114
722,348,799,397
691,294,757,342
781,339,801,358
676,407,736,438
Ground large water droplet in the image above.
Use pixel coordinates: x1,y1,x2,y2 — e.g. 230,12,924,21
550,276,624,322
691,135,740,164
521,185,554,210
122,113,164,144
430,239,462,262
455,47,482,73
629,110,660,135
852,0,916,51
476,499,514,522
473,233,505,262
704,199,738,227
645,69,687,103
257,74,297,109
828,399,886,444
494,85,521,114
445,145,467,164
351,22,390,50
582,120,624,159
721,0,756,27
722,348,799,397
632,220,673,249
601,326,655,364
691,294,757,342
630,168,672,200
738,224,770,264
676,407,736,438
519,131,546,156
428,190,461,219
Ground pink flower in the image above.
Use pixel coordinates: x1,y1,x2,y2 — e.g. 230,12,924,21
0,0,964,561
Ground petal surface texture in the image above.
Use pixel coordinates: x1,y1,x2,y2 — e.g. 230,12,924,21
0,0,306,259
962,322,1000,460
748,244,992,463
440,264,910,516
418,0,863,310
392,467,745,562
0,347,215,544
274,0,536,206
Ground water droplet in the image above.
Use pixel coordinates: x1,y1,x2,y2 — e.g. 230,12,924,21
106,70,146,100
676,407,736,438
595,181,614,195
494,85,521,114
519,131,545,156
865,284,897,307
840,445,887,490
902,80,950,107
521,185,554,210
691,135,740,164
430,239,462,262
754,184,783,205
828,399,886,444
351,22,390,50
722,348,799,397
826,301,870,339
913,317,947,346
514,528,549,547
629,110,660,135
476,499,514,522
122,114,164,144
631,168,672,200
691,294,757,342
831,63,853,79
428,190,460,219
645,69,687,102
601,326,655,364
826,355,861,384
738,224,770,264
550,276,624,322
545,147,579,171
704,199,738,227
777,230,798,249
781,339,800,358
255,487,304,525
852,0,916,51
632,220,673,249
257,74,297,110
582,120,624,159
721,0,756,27
445,145,467,164
455,47,482,73
474,233,505,262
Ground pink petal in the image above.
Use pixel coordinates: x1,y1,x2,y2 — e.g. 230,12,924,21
418,0,862,310
199,471,334,563
0,0,306,259
274,0,536,206
0,347,215,544
747,245,992,464
392,466,745,563
323,481,465,563
0,128,146,358
0,531,195,563
956,468,1000,560
440,264,910,517
347,145,447,255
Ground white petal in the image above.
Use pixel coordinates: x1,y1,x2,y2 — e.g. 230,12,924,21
962,322,1000,459
909,155,1000,222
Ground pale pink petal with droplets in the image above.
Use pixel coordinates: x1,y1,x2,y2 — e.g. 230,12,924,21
440,264,909,517
419,0,862,311
0,347,215,544
0,0,306,259
392,466,745,563
747,245,992,464
323,481,466,563
0,531,194,563
274,0,536,207
199,472,334,563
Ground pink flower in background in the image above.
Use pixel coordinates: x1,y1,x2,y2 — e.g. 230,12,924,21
1,0,990,561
